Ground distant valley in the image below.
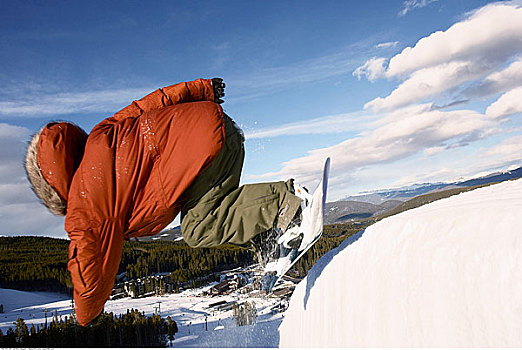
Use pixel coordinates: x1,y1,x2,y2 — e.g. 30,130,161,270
325,200,402,224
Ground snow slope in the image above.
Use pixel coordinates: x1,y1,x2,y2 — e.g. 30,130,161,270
280,179,522,347
0,289,71,332
0,288,68,313
0,285,283,347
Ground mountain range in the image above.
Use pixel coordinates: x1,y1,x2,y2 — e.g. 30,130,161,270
325,166,522,224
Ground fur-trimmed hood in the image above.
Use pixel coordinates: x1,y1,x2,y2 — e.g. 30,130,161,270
25,122,88,216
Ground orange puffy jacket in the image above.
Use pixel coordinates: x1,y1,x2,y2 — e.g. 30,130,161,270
33,79,225,325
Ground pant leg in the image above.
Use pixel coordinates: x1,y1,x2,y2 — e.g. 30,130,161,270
180,115,301,248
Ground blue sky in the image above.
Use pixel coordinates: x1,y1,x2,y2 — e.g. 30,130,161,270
1,0,521,237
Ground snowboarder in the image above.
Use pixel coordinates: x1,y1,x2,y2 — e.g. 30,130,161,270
25,78,313,326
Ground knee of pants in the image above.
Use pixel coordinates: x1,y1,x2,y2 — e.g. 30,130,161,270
180,212,218,248
181,216,201,248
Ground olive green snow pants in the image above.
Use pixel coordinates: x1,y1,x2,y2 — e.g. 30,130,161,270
180,115,302,248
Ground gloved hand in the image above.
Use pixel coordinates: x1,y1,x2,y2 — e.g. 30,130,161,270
212,77,225,104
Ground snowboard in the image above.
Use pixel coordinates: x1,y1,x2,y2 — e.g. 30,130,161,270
261,157,330,292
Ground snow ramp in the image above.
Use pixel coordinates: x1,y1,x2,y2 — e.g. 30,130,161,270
280,178,522,347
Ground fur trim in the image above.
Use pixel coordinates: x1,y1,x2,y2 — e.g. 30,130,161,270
25,127,67,216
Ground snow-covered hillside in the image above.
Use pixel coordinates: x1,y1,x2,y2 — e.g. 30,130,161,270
0,285,284,347
280,179,522,347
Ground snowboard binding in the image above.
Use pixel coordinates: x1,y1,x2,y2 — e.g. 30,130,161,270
259,158,331,293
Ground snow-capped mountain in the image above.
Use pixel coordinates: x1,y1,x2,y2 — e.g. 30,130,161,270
343,166,522,204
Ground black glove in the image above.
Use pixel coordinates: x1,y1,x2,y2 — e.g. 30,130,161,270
212,77,225,104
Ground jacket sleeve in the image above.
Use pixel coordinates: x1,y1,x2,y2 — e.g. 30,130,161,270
109,78,215,122
65,127,127,326
67,223,124,326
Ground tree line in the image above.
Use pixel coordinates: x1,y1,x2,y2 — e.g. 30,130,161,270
0,309,177,347
120,240,254,283
0,223,361,294
0,236,254,293
0,236,71,293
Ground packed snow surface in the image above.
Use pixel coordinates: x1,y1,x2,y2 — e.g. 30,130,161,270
0,289,68,313
280,179,522,347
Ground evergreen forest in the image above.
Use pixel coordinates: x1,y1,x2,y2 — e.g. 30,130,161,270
0,237,254,294
0,224,360,294
0,309,178,347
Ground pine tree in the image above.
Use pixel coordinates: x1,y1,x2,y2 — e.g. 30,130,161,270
14,318,29,345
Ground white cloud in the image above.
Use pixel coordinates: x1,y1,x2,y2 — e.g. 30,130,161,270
399,0,439,17
0,88,151,117
486,86,522,118
253,104,499,187
352,57,387,82
0,183,35,206
375,41,399,49
483,134,522,158
423,145,446,156
360,2,522,112
465,58,522,98
0,123,31,182
244,111,375,139
389,3,522,77
365,60,489,111
468,133,522,173
0,122,30,138
0,202,66,237
0,123,66,237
